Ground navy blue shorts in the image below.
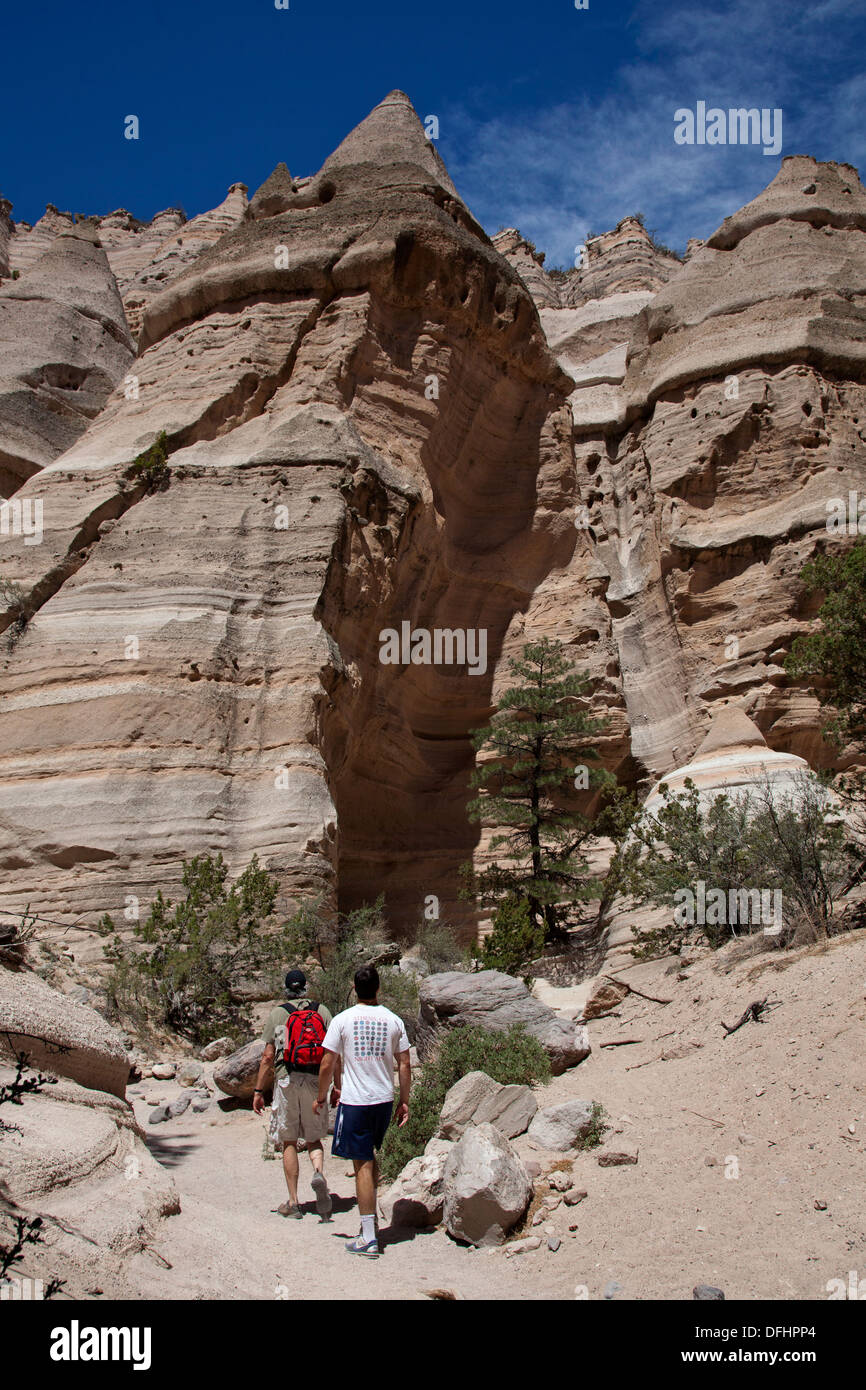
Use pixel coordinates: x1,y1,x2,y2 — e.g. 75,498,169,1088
331,1101,393,1161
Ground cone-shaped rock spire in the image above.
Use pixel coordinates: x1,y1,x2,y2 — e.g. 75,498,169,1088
693,706,768,761
319,89,458,196
248,162,295,220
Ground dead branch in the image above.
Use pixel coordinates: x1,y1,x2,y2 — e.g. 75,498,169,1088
604,975,672,1005
721,997,780,1036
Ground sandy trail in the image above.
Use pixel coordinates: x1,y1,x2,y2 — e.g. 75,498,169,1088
115,930,865,1301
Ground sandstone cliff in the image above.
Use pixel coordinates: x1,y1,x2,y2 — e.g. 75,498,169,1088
0,99,864,941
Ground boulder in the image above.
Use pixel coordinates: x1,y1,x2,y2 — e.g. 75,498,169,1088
168,1094,190,1117
527,1100,597,1152
417,971,590,1074
150,1062,176,1080
437,1071,501,1141
379,1148,449,1229
443,1122,532,1247
0,968,128,1099
200,1037,233,1061
474,1083,537,1139
177,1060,204,1088
212,1039,265,1099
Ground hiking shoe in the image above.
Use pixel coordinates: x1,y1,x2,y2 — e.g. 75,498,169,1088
311,1172,332,1221
345,1235,379,1258
277,1202,303,1219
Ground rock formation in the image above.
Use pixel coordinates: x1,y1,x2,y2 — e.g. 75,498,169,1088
0,225,134,494
0,965,178,1293
0,91,863,944
0,196,13,280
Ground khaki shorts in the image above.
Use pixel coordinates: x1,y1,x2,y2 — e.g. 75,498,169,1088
268,1073,327,1146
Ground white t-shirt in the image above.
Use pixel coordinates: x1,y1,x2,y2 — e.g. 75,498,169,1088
322,1004,410,1106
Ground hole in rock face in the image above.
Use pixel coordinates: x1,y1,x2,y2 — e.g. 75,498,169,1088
802,402,813,416
690,407,698,419
318,181,336,204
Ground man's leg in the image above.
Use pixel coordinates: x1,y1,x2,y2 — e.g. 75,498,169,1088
308,1140,332,1219
353,1158,376,1215
282,1141,300,1206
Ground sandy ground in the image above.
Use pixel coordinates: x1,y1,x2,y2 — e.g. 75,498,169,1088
91,930,866,1301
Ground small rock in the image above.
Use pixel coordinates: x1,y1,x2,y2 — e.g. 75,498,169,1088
168,1094,190,1117
148,1106,170,1125
177,1060,204,1088
597,1150,638,1167
531,1209,545,1226
704,1155,718,1167
424,1288,460,1300
848,1124,856,1135
544,1194,562,1212
813,1199,827,1211
738,1132,758,1146
505,1236,542,1258
524,1160,542,1179
144,1095,164,1107
547,1236,561,1252
693,1285,725,1300
548,1171,573,1193
603,1280,623,1300
192,1096,211,1113
528,1099,597,1152
563,1188,588,1206
583,978,629,1020
200,1037,234,1061
151,1062,176,1080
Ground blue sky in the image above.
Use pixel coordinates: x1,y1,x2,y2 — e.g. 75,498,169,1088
4,0,865,267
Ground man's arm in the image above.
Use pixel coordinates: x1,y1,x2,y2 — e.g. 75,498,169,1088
313,1048,338,1114
252,1042,275,1116
395,1049,411,1127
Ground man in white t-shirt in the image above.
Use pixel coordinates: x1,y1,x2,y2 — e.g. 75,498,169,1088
313,964,410,1258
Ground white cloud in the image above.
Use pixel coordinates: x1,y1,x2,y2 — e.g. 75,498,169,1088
439,0,865,267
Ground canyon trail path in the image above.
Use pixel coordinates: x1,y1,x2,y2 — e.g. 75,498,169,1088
119,932,866,1302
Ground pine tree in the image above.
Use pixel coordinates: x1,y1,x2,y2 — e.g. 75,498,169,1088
461,638,612,942
786,538,866,748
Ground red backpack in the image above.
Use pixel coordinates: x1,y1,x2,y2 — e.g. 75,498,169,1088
284,1006,326,1072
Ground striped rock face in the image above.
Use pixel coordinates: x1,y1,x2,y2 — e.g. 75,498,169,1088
0,103,863,947
0,92,577,933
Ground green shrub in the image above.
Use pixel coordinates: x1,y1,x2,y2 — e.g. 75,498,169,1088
102,853,287,1043
575,1101,607,1150
377,965,419,1030
411,917,468,973
128,431,171,492
478,893,544,979
378,1023,550,1183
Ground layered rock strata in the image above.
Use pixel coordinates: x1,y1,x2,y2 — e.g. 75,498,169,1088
0,225,134,495
0,105,864,949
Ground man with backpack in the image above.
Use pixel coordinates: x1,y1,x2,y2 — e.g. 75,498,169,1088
253,969,333,1221
313,965,411,1258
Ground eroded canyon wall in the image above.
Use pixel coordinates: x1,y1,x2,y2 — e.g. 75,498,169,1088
1,99,864,938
